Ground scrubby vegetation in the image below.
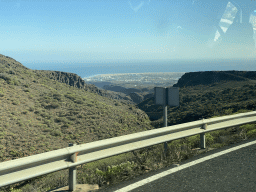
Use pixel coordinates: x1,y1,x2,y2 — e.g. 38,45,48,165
0,54,255,192
139,79,256,124
0,55,152,162
2,117,255,192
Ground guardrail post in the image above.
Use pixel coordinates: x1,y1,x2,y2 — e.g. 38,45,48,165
200,123,207,149
69,143,77,191
200,133,205,149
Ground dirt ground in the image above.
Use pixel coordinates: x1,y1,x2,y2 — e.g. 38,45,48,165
48,184,99,192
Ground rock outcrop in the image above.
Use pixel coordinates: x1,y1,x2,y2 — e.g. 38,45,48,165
34,70,135,104
36,70,93,90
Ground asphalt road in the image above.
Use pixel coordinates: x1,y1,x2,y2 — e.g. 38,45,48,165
98,138,256,192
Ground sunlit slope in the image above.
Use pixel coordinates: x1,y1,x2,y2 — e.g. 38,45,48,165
0,54,153,162
137,71,256,126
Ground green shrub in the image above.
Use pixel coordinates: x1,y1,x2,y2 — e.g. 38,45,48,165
10,149,21,157
247,129,256,138
43,119,53,127
211,143,226,148
17,121,24,127
0,132,6,138
24,89,30,92
62,123,70,128
234,109,251,114
50,130,62,137
28,107,35,111
206,133,214,145
30,147,36,151
65,93,76,101
39,124,49,130
240,124,255,132
28,94,34,99
22,111,28,115
53,93,63,101
64,135,71,140
74,99,84,104
40,112,52,119
95,161,135,184
45,103,60,109
223,108,233,115
12,100,20,105
55,117,69,124
187,135,200,147
67,116,76,121
10,188,22,192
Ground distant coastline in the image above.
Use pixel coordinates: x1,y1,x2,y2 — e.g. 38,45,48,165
23,59,256,79
87,72,185,77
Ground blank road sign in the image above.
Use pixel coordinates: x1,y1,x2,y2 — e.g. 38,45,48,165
154,87,166,105
168,87,179,106
154,87,179,106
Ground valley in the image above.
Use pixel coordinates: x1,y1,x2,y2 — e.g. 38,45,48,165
83,72,185,89
83,72,185,105
0,54,256,192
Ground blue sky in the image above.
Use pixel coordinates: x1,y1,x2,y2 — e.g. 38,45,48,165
1,0,256,66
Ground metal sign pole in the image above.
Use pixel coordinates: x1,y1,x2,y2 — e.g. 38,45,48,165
154,86,179,160
163,88,168,159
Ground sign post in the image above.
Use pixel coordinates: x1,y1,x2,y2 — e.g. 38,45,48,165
154,87,179,159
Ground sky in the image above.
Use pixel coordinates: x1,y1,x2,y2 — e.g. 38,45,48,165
1,0,256,67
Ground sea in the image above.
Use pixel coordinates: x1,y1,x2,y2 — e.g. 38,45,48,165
23,59,256,79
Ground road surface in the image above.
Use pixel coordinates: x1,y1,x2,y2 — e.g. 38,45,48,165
98,138,256,192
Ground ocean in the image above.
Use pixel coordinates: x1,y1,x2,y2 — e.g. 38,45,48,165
23,59,256,79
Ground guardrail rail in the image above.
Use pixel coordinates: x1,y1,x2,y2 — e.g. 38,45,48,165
1,111,256,191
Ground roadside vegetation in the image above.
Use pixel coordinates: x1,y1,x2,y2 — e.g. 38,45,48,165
0,54,255,192
2,113,255,192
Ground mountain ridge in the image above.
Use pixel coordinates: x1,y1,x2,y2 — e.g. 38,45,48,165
173,70,256,88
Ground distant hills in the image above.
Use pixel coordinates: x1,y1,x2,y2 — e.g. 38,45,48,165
173,71,256,88
137,70,256,127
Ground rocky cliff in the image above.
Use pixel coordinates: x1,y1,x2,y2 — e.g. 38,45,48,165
35,70,96,90
34,70,135,104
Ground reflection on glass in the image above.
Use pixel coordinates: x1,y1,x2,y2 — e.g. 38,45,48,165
214,2,238,42
211,1,256,60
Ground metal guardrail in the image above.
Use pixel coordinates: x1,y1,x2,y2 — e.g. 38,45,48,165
1,111,256,191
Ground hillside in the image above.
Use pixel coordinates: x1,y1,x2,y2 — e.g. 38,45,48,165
1,56,256,192
138,71,256,126
173,70,256,88
34,70,135,104
0,54,154,162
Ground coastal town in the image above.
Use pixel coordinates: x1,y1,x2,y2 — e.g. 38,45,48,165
83,72,185,89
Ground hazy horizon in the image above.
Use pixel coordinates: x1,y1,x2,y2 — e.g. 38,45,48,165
23,58,256,79
1,1,256,69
